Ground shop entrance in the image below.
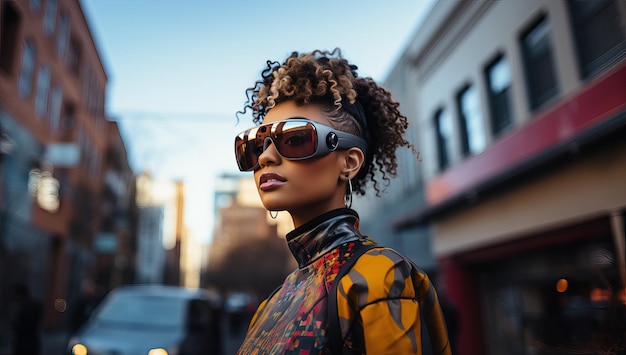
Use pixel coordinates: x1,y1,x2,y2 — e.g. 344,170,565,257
479,232,624,354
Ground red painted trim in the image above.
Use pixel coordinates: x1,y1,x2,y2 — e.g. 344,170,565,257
440,257,486,355
427,61,626,205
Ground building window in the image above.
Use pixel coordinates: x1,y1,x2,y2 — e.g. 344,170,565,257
485,55,514,136
35,65,51,117
56,13,70,59
0,2,20,74
67,38,81,75
457,85,486,156
29,0,41,11
567,0,626,79
82,64,92,109
43,0,57,36
434,108,453,171
18,40,37,98
49,86,63,132
521,16,559,111
61,103,75,130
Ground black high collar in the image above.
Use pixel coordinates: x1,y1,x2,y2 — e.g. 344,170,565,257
286,208,363,268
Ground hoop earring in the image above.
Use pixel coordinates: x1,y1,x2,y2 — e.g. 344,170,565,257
269,210,278,219
344,179,353,209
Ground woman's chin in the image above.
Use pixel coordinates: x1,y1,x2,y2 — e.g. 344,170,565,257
261,201,287,212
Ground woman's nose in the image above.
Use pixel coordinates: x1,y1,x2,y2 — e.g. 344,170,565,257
258,137,281,168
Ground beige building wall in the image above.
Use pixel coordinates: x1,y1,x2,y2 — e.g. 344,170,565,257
411,1,584,183
397,0,626,258
434,138,626,255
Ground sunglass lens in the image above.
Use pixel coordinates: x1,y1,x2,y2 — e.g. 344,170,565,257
235,120,318,171
236,136,260,171
275,124,316,158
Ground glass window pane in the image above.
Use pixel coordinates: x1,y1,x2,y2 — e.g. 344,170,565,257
67,39,81,74
486,56,514,136
568,0,626,78
35,65,50,117
49,86,63,131
98,295,186,328
458,86,486,155
488,58,511,94
435,109,453,170
521,17,559,110
43,0,57,35
18,40,36,98
56,13,69,58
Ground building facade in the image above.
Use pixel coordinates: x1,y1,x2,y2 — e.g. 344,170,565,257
371,1,626,354
0,0,135,341
93,120,137,290
134,172,186,285
204,173,295,298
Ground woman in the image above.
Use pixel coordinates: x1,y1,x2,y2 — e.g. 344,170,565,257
234,49,451,354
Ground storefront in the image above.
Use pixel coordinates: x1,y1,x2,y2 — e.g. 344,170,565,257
0,109,50,349
466,216,623,354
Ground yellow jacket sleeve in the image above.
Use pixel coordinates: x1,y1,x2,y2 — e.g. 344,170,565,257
336,248,451,355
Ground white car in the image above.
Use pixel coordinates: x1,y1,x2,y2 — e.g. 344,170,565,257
67,284,222,355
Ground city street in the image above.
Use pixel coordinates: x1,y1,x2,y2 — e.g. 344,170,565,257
41,313,250,355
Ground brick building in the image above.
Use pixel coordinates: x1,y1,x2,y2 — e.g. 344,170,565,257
0,0,136,342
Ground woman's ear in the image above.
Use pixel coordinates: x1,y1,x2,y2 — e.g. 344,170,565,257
341,148,365,180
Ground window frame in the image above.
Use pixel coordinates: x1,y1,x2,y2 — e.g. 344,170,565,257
520,15,560,111
434,108,453,171
456,84,486,157
43,0,57,36
49,85,63,132
18,39,37,98
484,54,514,136
567,0,626,79
34,65,51,118
56,12,70,59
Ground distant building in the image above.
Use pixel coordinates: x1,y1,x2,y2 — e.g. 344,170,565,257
134,172,188,285
370,1,626,354
209,172,292,255
204,173,295,291
135,205,165,284
0,0,135,335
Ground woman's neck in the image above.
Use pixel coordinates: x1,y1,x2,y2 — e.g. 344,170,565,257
288,196,347,228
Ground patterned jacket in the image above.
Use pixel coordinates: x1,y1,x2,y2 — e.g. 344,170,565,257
237,208,451,354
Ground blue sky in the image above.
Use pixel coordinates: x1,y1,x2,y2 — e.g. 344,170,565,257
79,0,436,241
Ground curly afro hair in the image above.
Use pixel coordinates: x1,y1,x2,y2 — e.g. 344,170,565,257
238,48,418,196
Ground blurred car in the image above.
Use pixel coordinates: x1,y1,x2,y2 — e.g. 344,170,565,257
224,292,255,315
224,292,257,333
67,284,222,355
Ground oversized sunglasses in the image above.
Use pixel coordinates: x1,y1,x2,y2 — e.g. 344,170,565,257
234,118,367,171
